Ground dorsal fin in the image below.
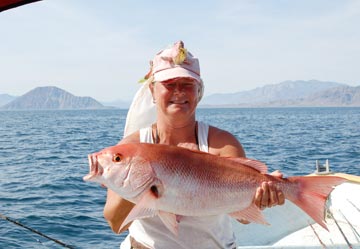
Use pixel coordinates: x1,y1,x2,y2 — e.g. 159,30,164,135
227,157,268,173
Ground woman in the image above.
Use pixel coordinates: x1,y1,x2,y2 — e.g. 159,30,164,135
104,41,285,249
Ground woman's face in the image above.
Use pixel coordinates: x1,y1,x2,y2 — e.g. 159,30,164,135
150,77,200,119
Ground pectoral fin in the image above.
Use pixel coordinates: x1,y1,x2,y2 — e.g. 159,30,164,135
158,211,180,235
119,190,157,233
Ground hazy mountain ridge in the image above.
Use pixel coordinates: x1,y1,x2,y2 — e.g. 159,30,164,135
0,93,17,106
101,99,132,109
294,85,360,106
1,86,105,110
201,80,347,106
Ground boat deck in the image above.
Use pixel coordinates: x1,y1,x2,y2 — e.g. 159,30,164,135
234,174,360,248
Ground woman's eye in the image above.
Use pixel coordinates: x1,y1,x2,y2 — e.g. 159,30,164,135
165,83,176,89
184,83,195,88
113,154,122,162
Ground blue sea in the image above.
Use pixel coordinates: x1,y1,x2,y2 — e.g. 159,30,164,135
1,108,359,248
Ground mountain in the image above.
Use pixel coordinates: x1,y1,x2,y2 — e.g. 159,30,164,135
281,85,360,107
101,99,131,109
200,80,350,107
0,94,17,106
1,86,105,110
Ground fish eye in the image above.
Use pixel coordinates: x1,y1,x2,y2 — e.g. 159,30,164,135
113,154,122,162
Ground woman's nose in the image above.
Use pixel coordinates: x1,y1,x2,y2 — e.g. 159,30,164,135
173,84,185,94
176,83,188,91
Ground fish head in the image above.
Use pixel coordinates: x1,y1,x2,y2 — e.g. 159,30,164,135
83,143,155,201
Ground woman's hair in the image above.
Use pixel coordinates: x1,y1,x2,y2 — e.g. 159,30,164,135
198,79,204,102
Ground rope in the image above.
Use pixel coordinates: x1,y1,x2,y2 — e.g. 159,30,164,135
327,209,353,249
347,199,360,213
308,221,327,248
0,213,75,248
338,209,360,241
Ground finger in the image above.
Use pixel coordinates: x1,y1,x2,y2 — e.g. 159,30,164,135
254,187,263,208
268,182,278,207
260,182,269,209
277,190,285,205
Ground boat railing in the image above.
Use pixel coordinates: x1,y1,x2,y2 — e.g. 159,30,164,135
314,159,331,175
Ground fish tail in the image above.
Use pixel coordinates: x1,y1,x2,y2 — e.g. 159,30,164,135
285,175,346,230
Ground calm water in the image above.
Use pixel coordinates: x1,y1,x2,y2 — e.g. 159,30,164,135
0,108,359,248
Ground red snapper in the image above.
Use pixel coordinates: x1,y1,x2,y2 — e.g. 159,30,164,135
83,143,345,234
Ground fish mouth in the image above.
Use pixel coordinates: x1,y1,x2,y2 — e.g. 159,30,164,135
83,153,103,181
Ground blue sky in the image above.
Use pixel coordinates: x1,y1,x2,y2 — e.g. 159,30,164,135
1,0,359,102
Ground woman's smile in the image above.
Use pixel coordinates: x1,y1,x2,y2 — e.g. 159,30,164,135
169,99,189,105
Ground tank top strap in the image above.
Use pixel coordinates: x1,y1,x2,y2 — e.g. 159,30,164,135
197,121,209,153
139,126,154,143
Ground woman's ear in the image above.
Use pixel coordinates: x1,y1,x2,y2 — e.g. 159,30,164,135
149,82,156,103
149,82,155,94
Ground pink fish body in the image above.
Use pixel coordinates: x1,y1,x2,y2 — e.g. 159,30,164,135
83,143,345,234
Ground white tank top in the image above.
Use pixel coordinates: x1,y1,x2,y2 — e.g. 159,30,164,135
120,121,236,249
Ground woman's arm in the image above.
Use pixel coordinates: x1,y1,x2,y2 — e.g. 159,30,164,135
104,189,135,233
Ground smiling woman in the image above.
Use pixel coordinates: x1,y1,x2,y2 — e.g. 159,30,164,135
102,41,285,249
0,0,41,12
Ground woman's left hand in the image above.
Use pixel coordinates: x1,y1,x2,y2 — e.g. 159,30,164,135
254,170,285,210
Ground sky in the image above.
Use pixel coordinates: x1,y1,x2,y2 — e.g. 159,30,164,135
1,0,359,102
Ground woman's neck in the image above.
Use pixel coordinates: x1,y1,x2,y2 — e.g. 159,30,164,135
154,117,198,146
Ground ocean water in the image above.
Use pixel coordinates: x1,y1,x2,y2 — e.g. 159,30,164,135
0,108,359,248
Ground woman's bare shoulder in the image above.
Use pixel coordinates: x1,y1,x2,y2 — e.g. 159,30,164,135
208,125,245,157
118,131,140,144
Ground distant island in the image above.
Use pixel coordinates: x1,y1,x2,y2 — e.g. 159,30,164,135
0,86,106,110
1,80,359,110
200,80,360,107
